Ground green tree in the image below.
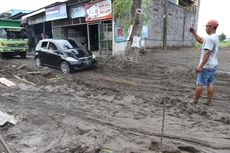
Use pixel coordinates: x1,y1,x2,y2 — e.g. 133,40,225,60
113,0,151,61
219,33,226,41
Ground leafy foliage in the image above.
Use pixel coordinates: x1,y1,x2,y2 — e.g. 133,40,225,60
112,0,132,32
219,33,226,42
142,0,152,24
112,0,152,32
113,0,152,21
113,0,132,20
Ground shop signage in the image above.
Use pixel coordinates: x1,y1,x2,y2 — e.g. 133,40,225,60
84,0,112,22
142,25,149,38
115,25,149,42
115,25,127,42
46,4,67,21
70,5,86,18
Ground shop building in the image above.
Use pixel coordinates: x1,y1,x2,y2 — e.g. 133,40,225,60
22,0,113,55
22,0,199,55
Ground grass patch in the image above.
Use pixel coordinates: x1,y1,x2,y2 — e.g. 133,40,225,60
220,41,230,47
195,41,230,49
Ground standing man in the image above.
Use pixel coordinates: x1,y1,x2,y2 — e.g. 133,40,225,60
189,20,219,105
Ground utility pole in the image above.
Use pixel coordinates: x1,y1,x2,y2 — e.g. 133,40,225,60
163,0,168,50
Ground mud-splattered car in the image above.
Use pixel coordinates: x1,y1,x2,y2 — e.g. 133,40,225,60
34,39,97,74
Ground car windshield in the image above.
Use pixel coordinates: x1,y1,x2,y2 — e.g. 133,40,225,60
57,39,91,58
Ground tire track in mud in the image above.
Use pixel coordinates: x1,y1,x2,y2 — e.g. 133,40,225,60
76,70,230,116
90,64,230,115
37,102,230,152
79,69,194,95
2,64,230,119
2,88,229,153
1,49,230,153
64,111,230,152
21,101,230,152
3,66,229,127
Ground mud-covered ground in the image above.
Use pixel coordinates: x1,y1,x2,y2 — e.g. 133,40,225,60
0,47,230,153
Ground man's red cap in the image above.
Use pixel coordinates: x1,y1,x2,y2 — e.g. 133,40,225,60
207,20,219,28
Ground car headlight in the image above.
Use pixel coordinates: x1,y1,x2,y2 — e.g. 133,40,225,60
66,57,78,62
92,54,96,59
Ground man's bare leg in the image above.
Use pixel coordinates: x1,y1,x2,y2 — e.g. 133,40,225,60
207,84,214,104
194,85,203,104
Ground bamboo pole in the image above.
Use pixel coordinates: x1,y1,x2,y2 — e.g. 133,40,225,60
0,134,11,153
159,101,166,153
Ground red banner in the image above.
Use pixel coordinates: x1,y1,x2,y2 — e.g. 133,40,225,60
84,0,112,22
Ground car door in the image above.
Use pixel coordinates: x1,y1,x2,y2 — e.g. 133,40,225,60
46,42,63,68
38,41,49,65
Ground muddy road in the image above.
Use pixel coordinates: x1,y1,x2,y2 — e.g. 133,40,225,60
0,47,230,153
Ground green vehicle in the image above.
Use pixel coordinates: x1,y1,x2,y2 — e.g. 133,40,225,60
0,18,28,58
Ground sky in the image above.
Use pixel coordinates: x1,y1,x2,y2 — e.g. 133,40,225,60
197,0,230,37
0,0,229,37
0,0,67,13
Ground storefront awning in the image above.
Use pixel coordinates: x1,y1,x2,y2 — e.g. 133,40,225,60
21,8,45,20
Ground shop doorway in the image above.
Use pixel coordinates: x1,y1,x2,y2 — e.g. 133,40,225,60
33,22,52,45
88,24,99,51
67,25,87,47
99,23,112,55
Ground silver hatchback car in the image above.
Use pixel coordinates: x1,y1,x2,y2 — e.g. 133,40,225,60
34,39,97,74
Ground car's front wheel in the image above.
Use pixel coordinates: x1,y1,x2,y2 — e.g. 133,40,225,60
60,61,71,74
35,57,42,67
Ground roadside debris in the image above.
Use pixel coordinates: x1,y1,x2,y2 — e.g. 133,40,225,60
14,75,36,86
16,64,26,70
0,78,16,87
26,71,43,75
0,111,17,126
96,147,113,153
0,134,11,153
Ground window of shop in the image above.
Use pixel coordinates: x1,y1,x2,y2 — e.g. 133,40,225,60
99,22,112,55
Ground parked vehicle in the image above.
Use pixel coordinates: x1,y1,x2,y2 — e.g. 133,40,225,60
34,39,97,74
0,18,28,58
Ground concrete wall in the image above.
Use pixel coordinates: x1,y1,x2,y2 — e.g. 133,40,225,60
145,0,165,48
113,41,127,55
146,0,199,48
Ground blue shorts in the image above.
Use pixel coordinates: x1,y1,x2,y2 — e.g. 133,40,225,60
196,67,217,86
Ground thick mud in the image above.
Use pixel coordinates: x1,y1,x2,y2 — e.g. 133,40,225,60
0,47,230,153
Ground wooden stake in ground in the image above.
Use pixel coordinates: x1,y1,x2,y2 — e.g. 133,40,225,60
159,101,166,153
14,75,36,86
0,134,12,153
